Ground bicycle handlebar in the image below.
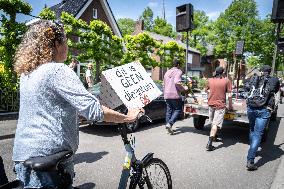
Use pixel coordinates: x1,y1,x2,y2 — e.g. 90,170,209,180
117,109,152,145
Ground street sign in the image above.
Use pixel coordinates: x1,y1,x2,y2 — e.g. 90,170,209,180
98,61,162,109
235,40,245,56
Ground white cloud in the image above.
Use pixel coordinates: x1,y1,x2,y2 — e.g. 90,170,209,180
207,11,221,21
148,2,158,8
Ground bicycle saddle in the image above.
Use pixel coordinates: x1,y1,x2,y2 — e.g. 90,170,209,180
23,150,73,172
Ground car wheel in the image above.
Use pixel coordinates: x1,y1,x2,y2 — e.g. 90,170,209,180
126,119,140,133
193,116,207,130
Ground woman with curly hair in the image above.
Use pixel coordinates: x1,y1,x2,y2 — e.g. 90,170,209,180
12,20,141,188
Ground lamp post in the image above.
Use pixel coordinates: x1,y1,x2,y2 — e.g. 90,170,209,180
185,30,189,81
176,3,194,81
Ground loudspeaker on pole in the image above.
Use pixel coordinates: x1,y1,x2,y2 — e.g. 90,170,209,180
176,4,194,32
272,0,284,23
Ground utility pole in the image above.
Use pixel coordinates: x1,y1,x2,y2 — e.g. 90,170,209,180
185,30,189,80
162,0,166,20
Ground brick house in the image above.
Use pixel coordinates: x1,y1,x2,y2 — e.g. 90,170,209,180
133,20,201,81
48,0,123,82
50,0,122,38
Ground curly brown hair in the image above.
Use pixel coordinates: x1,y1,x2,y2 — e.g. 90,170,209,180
14,20,65,75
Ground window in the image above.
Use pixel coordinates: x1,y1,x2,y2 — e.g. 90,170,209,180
93,8,97,19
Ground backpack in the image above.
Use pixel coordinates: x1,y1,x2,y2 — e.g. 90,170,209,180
247,75,272,108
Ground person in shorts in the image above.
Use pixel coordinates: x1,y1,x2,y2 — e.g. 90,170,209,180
206,66,233,151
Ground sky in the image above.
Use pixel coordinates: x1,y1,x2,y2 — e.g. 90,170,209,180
17,0,274,27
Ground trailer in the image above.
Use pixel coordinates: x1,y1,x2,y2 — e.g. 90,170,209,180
183,89,278,142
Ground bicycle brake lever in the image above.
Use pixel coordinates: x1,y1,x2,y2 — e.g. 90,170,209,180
144,115,152,123
136,113,152,123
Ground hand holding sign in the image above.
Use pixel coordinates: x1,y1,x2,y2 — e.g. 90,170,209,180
98,61,162,109
124,108,145,123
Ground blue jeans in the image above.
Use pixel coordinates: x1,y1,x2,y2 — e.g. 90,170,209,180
247,107,271,162
14,157,74,189
165,99,183,126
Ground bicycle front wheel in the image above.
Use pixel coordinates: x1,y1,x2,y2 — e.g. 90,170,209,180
143,158,172,189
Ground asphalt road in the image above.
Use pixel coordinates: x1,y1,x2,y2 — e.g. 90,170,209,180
1,105,284,189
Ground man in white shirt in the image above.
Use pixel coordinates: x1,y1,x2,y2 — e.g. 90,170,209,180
85,63,94,88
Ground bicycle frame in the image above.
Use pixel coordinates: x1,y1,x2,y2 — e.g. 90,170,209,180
10,112,164,189
117,123,154,189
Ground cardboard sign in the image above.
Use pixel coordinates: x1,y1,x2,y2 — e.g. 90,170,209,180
98,61,162,109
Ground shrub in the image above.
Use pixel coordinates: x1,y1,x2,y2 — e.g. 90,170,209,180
197,78,207,90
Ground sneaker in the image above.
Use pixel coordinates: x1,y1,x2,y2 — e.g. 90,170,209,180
206,144,216,151
166,124,174,135
206,136,215,151
246,161,258,171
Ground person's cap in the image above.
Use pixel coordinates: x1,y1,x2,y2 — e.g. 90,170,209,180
87,63,93,67
215,66,224,75
260,65,271,73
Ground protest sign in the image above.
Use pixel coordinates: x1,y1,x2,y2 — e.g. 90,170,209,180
97,61,162,109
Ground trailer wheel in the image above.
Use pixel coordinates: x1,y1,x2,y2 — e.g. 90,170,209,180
193,116,207,130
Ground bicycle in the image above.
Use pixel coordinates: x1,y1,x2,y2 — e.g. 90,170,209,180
117,114,172,189
1,114,172,189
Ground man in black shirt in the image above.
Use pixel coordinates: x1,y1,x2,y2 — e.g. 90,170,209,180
245,65,280,171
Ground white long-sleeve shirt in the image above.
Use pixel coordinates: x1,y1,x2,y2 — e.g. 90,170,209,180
13,62,103,161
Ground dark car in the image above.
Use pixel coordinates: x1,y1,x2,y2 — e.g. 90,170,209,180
89,81,167,132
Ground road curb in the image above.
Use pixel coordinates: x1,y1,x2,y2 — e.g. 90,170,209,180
270,151,284,189
270,114,284,189
0,112,18,121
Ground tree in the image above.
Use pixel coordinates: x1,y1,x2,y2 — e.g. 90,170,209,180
211,0,264,77
139,7,153,31
39,7,56,20
181,10,213,56
157,41,185,68
122,32,185,69
0,0,32,79
122,32,159,68
117,18,135,36
152,17,175,38
213,0,259,58
62,12,124,82
39,8,124,83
